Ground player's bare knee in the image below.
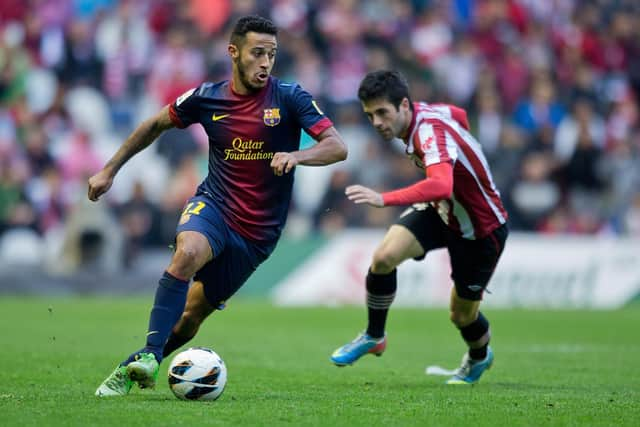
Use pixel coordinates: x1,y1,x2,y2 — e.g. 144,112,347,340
170,245,204,277
450,310,475,328
371,249,398,274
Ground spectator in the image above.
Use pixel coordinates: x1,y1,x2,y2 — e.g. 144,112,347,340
512,75,565,133
116,180,161,268
554,98,605,164
1,0,640,261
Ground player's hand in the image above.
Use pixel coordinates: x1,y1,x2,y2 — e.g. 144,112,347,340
345,185,384,207
271,152,299,176
87,169,114,201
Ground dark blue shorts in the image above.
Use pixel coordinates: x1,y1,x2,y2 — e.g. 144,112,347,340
176,194,277,307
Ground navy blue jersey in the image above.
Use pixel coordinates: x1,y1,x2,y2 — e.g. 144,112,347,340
169,77,332,243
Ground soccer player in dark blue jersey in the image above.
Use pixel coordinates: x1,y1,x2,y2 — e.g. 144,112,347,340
90,15,347,396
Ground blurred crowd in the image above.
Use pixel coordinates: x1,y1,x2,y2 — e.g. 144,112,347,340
1,0,640,273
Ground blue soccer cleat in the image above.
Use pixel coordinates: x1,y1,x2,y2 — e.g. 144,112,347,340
446,346,494,384
330,332,387,366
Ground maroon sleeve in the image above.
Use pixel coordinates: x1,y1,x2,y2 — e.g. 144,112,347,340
169,86,200,129
307,117,333,138
168,104,186,128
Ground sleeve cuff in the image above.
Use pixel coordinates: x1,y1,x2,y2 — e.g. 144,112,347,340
306,117,333,138
168,104,186,128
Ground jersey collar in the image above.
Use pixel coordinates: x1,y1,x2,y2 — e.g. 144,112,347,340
401,102,419,145
229,76,272,98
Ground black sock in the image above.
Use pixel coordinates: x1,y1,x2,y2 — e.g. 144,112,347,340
162,331,194,358
365,269,397,339
459,311,490,360
469,345,488,360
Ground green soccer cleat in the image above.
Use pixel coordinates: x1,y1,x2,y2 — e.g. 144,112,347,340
126,353,159,389
95,365,133,397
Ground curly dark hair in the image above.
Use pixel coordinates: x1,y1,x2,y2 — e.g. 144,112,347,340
230,15,278,46
357,70,412,110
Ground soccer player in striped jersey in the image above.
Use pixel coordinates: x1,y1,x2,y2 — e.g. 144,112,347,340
330,70,508,385
90,15,347,396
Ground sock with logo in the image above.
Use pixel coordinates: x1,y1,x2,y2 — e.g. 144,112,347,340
122,272,189,365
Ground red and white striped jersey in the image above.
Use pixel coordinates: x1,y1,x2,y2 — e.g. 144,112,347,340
404,102,507,239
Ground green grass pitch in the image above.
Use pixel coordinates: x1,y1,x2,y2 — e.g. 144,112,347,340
0,297,638,426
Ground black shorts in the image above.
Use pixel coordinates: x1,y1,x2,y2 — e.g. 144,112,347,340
395,204,508,301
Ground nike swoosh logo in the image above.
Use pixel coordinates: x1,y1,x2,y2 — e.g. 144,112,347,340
146,331,159,337
212,113,230,121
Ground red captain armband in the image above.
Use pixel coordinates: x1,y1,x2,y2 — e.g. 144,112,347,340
382,162,454,206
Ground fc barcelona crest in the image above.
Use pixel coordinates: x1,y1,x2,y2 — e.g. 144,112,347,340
263,108,281,126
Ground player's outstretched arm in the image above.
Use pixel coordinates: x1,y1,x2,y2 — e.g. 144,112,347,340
270,126,347,176
381,162,453,206
88,105,175,201
345,162,454,208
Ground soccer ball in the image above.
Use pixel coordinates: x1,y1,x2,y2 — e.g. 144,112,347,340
167,347,227,401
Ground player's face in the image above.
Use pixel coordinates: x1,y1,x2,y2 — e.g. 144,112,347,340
361,97,412,141
230,32,277,93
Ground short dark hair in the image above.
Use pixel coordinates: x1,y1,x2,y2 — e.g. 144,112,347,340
230,15,278,46
357,70,412,109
